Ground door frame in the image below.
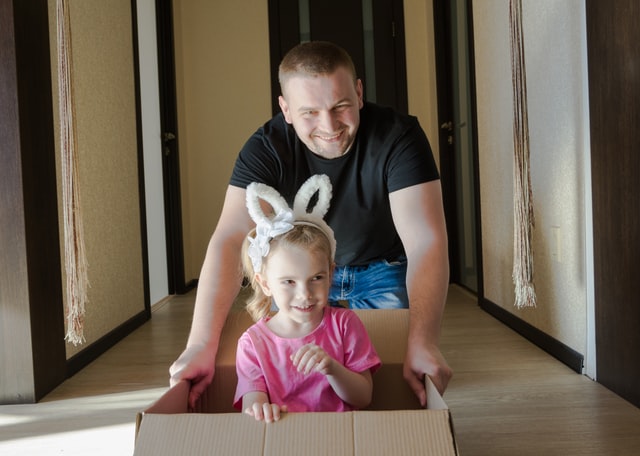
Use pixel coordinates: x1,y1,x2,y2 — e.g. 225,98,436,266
155,0,193,294
0,0,67,402
432,0,483,295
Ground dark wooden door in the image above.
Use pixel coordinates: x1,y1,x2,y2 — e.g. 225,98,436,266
155,0,190,294
267,0,407,115
586,0,640,408
432,0,459,285
433,0,481,293
0,0,66,403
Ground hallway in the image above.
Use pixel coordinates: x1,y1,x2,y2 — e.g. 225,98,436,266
1,285,639,455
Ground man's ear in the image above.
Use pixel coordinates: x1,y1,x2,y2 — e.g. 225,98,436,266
256,273,272,296
278,95,292,124
355,79,364,109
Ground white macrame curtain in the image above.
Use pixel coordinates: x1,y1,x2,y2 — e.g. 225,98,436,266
509,0,536,308
57,0,89,344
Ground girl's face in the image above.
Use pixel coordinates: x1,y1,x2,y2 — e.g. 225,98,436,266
256,243,333,332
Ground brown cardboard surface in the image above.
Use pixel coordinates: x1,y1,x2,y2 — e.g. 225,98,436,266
264,412,354,456
353,410,456,455
135,414,264,456
134,309,458,455
135,410,457,456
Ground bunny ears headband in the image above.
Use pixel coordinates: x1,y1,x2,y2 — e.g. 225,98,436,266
245,174,336,272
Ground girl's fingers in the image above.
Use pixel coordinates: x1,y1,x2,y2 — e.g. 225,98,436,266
291,344,312,366
250,402,264,420
292,344,324,374
245,402,286,422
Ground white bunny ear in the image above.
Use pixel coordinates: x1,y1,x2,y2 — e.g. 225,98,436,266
293,174,332,218
245,182,295,272
246,182,291,226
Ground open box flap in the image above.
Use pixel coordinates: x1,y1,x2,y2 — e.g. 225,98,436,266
135,380,188,438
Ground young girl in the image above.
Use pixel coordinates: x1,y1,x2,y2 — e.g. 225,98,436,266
234,175,381,422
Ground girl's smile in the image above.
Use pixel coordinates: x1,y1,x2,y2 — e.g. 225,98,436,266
256,243,333,337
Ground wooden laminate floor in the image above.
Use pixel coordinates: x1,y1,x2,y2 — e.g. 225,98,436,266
1,285,638,455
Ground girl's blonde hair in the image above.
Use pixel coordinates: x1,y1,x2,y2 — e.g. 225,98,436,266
241,223,333,321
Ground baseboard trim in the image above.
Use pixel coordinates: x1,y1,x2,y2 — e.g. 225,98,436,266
184,278,198,292
479,297,584,373
66,309,151,378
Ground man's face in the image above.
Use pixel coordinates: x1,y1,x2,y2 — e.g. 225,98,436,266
278,67,364,159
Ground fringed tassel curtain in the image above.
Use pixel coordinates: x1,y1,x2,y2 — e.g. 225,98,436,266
509,0,536,308
57,0,89,344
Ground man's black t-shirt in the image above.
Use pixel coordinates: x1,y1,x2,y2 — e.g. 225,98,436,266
230,102,439,266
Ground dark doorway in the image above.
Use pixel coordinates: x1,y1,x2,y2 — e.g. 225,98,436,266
433,0,481,293
267,0,408,115
155,0,191,294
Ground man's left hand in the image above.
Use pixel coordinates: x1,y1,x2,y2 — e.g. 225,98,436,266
403,341,452,407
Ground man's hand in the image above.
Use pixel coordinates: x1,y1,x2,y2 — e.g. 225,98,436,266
403,340,452,407
169,344,216,410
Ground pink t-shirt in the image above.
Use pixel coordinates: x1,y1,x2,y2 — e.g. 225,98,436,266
234,307,381,412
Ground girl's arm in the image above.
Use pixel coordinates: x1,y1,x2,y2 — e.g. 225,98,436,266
292,344,374,409
242,391,287,422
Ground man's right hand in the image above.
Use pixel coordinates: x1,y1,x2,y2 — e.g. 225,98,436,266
169,344,216,410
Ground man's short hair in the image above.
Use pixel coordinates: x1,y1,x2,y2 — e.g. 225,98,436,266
278,41,357,94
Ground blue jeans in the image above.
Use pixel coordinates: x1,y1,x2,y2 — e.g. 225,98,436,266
329,257,409,309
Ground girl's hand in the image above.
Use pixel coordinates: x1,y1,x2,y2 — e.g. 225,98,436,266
244,402,287,422
291,343,334,375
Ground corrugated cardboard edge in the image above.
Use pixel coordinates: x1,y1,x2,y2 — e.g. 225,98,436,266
426,375,447,410
135,377,444,436
135,377,459,456
426,376,460,455
135,379,189,440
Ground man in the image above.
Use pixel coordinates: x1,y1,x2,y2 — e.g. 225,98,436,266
170,41,452,409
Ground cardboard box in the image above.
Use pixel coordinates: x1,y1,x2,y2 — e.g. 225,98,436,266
134,309,458,455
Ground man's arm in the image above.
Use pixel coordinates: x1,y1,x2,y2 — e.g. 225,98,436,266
389,180,452,405
169,185,254,409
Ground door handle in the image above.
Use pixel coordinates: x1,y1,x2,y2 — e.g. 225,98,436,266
162,132,176,156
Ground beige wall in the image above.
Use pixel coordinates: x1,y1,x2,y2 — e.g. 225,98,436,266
49,0,146,357
404,0,440,167
473,0,589,354
173,0,439,281
173,0,272,281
